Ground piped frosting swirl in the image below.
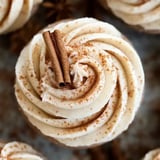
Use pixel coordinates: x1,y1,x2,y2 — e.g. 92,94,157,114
101,0,160,32
0,141,46,160
15,17,144,147
0,0,43,34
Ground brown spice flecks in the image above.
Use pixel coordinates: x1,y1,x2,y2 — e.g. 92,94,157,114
128,89,134,97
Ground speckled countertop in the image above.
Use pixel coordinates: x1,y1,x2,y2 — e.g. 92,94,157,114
0,1,160,160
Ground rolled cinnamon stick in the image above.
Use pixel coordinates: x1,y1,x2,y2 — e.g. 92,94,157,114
52,30,71,85
43,31,65,87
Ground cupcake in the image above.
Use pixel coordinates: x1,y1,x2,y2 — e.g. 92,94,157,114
0,141,46,159
0,0,43,34
15,17,144,148
99,0,160,33
143,149,160,160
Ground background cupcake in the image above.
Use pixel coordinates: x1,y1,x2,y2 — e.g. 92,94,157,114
99,0,160,33
0,141,46,159
0,0,43,34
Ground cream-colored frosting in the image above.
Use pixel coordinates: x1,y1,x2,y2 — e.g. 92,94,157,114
0,0,43,34
0,141,46,160
15,17,144,148
143,149,160,160
100,0,160,31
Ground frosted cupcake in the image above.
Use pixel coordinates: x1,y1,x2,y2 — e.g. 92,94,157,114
0,141,46,159
15,17,144,148
143,149,160,160
99,0,160,33
0,0,43,34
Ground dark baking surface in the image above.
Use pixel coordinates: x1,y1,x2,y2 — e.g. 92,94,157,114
0,1,160,159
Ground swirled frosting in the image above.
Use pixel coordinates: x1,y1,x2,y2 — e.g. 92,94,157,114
15,17,144,148
0,141,46,160
100,0,160,32
143,149,160,160
0,0,43,34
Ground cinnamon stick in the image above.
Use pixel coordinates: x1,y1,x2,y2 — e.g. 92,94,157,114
52,30,71,85
42,31,65,87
